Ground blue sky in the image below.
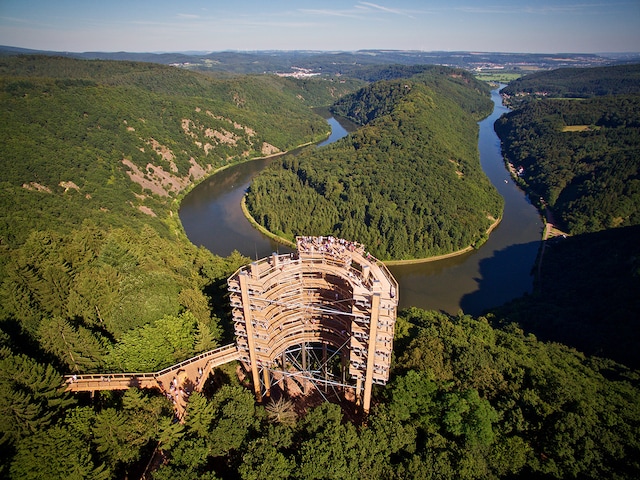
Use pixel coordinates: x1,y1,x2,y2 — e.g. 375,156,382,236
1,0,638,53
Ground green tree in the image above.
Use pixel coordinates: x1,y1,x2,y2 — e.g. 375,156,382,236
9,425,109,480
91,389,173,473
239,434,295,480
165,386,260,475
0,349,74,447
38,316,106,372
296,403,361,480
92,408,147,468
105,311,208,372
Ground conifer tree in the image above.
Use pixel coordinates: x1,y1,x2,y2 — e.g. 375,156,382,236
10,425,110,480
38,316,106,372
0,348,74,447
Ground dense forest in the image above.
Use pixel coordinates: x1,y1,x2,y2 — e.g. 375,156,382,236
501,64,640,108
246,68,503,260
1,56,639,479
2,305,638,479
0,56,356,477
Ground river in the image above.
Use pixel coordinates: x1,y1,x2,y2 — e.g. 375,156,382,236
179,88,542,316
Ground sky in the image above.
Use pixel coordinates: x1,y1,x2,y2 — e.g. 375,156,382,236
1,0,639,54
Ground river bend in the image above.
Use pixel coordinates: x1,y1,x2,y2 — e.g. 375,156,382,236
179,89,542,315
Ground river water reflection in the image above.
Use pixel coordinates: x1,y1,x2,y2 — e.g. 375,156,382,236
179,88,542,315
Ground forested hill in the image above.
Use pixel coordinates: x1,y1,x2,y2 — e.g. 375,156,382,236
491,64,640,369
0,55,361,247
501,63,640,107
246,68,503,260
495,95,640,234
331,65,496,121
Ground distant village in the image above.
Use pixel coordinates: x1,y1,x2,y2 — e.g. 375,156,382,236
275,66,321,78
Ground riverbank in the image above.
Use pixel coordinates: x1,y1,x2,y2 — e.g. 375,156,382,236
240,194,503,266
240,196,296,249
384,216,502,266
175,144,314,203
171,142,318,235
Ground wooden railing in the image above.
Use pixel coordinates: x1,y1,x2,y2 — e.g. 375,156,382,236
64,343,240,393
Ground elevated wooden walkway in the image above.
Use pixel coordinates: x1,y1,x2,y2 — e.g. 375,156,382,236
65,344,240,419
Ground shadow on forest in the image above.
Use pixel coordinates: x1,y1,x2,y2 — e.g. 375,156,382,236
477,226,640,369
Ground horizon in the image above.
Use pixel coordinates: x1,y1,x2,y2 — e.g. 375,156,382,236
3,44,639,57
1,1,639,54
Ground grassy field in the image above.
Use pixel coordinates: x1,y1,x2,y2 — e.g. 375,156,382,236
562,125,599,132
474,72,523,83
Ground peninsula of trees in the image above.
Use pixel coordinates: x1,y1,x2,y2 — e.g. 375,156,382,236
246,68,503,260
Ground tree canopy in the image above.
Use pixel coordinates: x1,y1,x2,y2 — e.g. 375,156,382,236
496,94,640,234
148,308,640,479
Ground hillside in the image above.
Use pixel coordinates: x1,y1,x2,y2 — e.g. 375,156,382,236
0,54,370,374
0,55,360,247
0,56,355,473
490,64,640,369
245,67,503,260
495,95,640,234
492,224,640,368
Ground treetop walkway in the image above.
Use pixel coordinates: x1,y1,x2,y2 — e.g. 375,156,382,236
65,344,240,419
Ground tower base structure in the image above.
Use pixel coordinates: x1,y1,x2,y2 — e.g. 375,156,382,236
228,236,398,414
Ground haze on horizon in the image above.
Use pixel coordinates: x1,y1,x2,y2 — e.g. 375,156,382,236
1,0,639,55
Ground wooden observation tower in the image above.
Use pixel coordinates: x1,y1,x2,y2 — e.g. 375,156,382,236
64,236,397,418
228,236,398,413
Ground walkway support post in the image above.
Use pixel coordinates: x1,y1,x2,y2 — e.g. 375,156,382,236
239,271,262,402
362,292,380,414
